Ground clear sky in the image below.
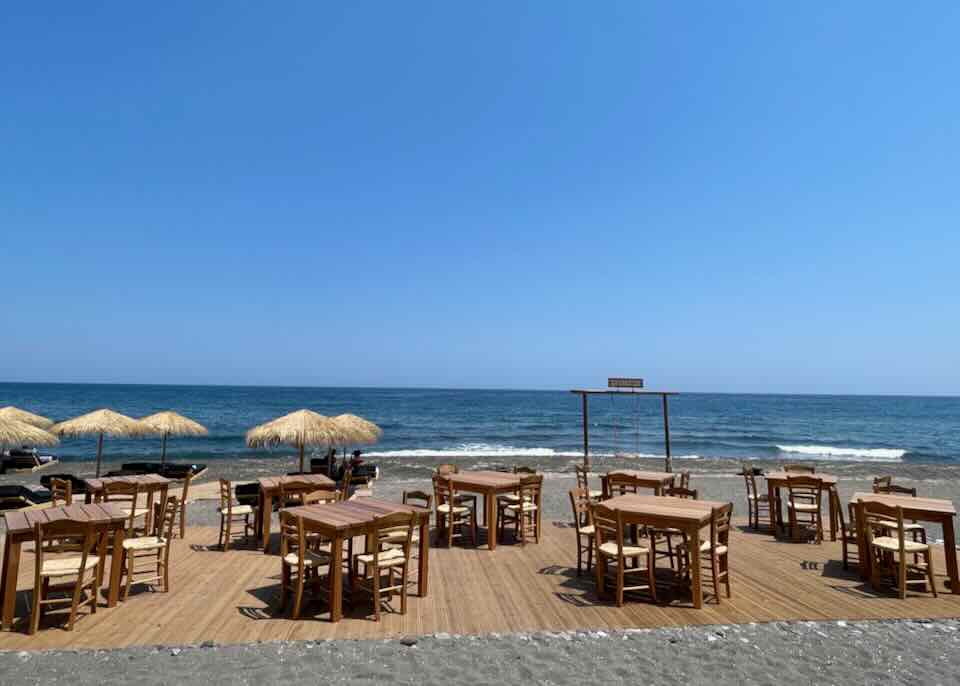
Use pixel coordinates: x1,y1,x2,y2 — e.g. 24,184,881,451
2,3,958,395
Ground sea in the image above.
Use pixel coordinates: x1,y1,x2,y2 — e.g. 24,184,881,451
2,383,959,483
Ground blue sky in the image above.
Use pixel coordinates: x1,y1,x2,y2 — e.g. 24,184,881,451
2,3,958,394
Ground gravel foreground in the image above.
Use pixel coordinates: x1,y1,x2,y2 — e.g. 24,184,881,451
3,619,960,685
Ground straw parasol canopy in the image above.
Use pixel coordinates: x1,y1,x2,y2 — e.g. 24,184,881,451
245,409,345,474
0,417,60,448
139,411,209,466
51,409,148,477
333,413,382,446
0,406,54,430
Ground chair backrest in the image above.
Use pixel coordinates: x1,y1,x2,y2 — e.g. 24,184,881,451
742,469,760,500
338,464,353,501
666,485,698,500
218,479,233,512
49,478,72,507
179,471,193,503
517,474,542,509
784,463,816,474
33,519,99,580
154,496,179,545
574,465,590,491
432,475,456,511
569,488,592,532
785,474,823,509
402,490,432,510
103,481,140,533
513,465,536,475
873,476,893,492
590,502,622,554
676,471,690,490
607,473,641,496
436,463,458,476
371,511,416,559
279,480,322,506
861,499,907,552
709,503,733,549
874,483,917,497
279,511,307,569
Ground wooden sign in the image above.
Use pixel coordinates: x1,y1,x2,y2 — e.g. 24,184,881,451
608,377,644,389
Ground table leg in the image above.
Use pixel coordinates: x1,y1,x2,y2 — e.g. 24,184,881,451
767,481,779,535
942,516,959,594
107,527,125,607
855,501,870,581
261,492,273,555
330,535,344,622
689,525,703,609
486,492,497,551
1,537,21,631
418,517,430,597
827,487,837,542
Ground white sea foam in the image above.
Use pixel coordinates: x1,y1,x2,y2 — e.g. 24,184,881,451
775,444,906,462
362,444,586,459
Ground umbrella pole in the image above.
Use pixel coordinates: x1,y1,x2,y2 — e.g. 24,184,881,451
299,442,304,475
161,432,168,467
96,432,104,478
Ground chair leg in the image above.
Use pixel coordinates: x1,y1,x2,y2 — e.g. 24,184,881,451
280,564,289,611
576,537,583,576
722,553,731,598
180,504,187,539
898,554,907,600
648,551,657,603
124,550,134,601
616,562,624,607
711,553,722,604
401,563,408,615
927,550,938,598
372,567,381,622
29,584,42,635
292,571,304,620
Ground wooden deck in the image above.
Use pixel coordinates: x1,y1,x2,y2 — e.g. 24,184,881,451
2,519,960,650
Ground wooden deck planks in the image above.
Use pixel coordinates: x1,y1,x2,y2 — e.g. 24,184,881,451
3,518,960,650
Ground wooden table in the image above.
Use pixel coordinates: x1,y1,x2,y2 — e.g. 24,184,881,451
604,494,726,609
601,470,676,498
446,470,521,551
764,471,839,540
85,474,172,535
852,492,959,594
258,474,336,554
1,502,128,631
283,498,431,622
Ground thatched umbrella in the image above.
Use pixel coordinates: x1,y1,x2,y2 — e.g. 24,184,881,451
139,411,208,467
0,406,54,430
51,409,148,477
245,409,345,474
0,417,60,449
333,414,383,446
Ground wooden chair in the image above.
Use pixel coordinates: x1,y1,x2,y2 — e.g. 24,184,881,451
742,469,771,530
436,463,458,476
678,503,733,603
575,464,602,500
674,471,691,490
101,482,148,537
591,503,656,606
834,491,859,571
785,474,824,543
278,511,331,619
280,480,324,507
498,474,542,545
121,496,178,600
513,465,537,475
337,464,354,501
352,511,416,621
871,481,928,554
171,472,192,539
568,488,595,576
860,500,937,599
784,463,816,474
435,464,477,511
607,473,642,497
432,475,477,547
29,519,102,634
218,479,255,551
651,486,698,570
49,478,72,507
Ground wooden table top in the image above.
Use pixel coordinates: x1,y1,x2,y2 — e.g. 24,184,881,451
853,491,957,516
447,470,521,490
3,502,128,536
765,471,838,486
258,474,336,491
605,470,676,483
603,494,725,524
283,497,429,533
85,474,172,491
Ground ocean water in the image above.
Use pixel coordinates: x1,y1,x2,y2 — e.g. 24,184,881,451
1,384,959,481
